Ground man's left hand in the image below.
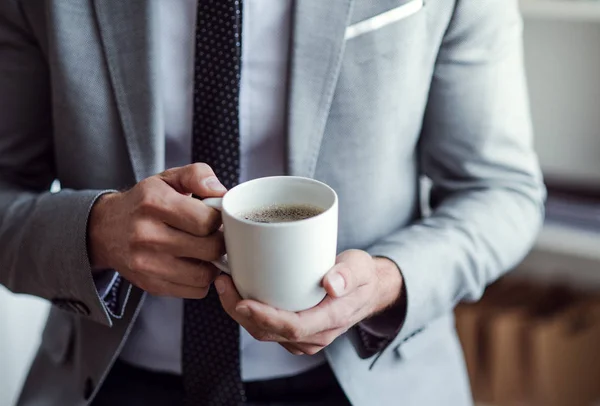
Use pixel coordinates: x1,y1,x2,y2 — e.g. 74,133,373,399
215,249,403,355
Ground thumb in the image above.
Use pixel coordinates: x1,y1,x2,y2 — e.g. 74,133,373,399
323,263,357,298
160,163,228,197
214,274,243,315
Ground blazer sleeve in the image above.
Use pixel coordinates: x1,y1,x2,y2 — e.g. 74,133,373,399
364,0,545,352
0,1,118,326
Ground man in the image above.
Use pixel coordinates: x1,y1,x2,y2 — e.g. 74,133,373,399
0,0,544,405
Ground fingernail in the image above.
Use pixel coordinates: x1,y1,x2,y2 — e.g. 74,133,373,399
215,280,225,295
236,305,251,317
329,273,346,296
204,176,227,192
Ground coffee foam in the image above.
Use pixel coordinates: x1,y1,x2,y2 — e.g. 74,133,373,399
241,204,323,224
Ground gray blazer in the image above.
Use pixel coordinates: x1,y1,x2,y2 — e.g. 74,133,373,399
0,0,544,405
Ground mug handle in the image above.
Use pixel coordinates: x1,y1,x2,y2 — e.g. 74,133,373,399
202,197,231,275
203,198,223,211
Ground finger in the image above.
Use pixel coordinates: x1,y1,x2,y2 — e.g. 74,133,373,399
293,344,326,356
159,191,223,236
135,179,222,236
295,327,347,347
214,274,244,313
159,163,227,197
323,251,372,298
169,258,221,287
215,275,288,342
283,295,364,337
151,224,226,261
238,297,343,341
279,343,303,356
132,253,220,288
133,274,210,299
322,263,353,298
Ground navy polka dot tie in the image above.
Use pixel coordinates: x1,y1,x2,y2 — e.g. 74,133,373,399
183,0,244,405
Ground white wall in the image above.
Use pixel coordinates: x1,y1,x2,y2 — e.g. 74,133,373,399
0,287,49,406
523,18,600,187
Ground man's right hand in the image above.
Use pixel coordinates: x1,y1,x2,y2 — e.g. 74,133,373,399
88,163,228,299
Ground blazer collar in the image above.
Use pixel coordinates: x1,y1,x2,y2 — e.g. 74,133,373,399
287,0,354,177
94,0,354,180
94,0,163,181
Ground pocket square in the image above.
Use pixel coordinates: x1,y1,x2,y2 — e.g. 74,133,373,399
345,0,424,40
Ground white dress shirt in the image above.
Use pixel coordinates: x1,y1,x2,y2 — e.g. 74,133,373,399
119,0,326,381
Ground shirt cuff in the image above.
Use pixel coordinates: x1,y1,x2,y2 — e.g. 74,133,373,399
93,271,130,318
94,270,119,299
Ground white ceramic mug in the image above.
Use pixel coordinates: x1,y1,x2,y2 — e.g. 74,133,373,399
203,176,338,312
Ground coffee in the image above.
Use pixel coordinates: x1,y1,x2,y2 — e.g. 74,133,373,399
241,204,324,224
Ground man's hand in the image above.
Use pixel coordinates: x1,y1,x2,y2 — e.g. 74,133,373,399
215,250,403,355
88,163,228,299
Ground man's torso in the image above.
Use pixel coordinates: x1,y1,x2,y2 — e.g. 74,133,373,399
15,1,472,405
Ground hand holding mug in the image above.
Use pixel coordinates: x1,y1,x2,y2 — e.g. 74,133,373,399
203,176,339,311
205,176,403,355
216,250,403,355
88,164,227,299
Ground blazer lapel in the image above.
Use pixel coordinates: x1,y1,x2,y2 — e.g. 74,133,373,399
94,0,163,181
287,0,355,177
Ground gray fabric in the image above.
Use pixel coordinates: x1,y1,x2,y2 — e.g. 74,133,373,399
0,0,545,405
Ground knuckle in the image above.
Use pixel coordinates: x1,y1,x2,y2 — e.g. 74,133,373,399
136,177,155,191
138,192,163,214
135,180,172,216
192,162,211,172
189,163,213,180
315,338,331,348
128,274,145,290
339,315,353,329
158,189,177,207
130,221,155,247
203,237,226,261
142,281,163,296
197,266,218,287
251,330,270,342
195,210,222,236
203,250,223,262
305,347,323,356
329,309,351,329
189,212,209,236
128,253,148,273
285,326,303,341
194,272,209,288
136,177,158,195
284,347,299,355
321,332,339,347
195,287,210,299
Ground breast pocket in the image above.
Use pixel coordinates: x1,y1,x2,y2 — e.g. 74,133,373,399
346,0,425,40
344,0,427,64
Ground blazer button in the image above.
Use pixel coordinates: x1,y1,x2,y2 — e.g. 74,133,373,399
72,301,91,316
51,299,69,312
84,377,94,400
51,298,91,316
